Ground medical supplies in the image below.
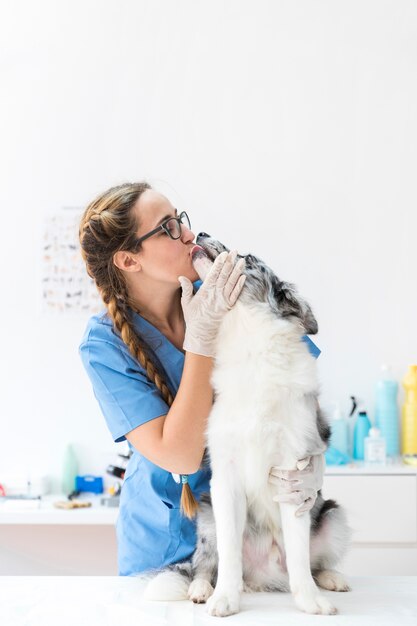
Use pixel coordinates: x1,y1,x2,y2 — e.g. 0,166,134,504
402,364,417,466
353,409,371,460
329,403,350,456
364,427,387,463
375,364,399,456
54,500,92,509
100,495,120,507
61,443,78,495
75,475,104,494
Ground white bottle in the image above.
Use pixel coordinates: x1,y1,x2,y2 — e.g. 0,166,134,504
364,427,386,464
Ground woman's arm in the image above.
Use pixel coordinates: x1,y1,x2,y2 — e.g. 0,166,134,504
126,251,245,474
125,352,213,474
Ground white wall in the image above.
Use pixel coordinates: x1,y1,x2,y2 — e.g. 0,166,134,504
1,0,416,491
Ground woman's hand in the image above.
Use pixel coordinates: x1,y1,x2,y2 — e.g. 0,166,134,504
178,250,246,357
268,454,326,517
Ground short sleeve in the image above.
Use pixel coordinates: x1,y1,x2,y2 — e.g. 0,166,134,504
301,335,321,359
79,339,169,443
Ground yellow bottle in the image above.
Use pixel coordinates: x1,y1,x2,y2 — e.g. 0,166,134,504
402,365,417,466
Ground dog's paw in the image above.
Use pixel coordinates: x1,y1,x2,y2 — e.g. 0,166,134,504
293,583,338,615
315,569,351,592
242,580,255,593
188,578,214,603
206,589,240,617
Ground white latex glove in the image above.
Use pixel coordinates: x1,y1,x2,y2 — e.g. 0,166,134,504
178,250,246,357
268,454,326,517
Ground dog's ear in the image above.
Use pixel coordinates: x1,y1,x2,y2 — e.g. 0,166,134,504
270,277,318,335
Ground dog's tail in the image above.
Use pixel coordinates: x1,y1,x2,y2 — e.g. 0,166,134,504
140,561,192,601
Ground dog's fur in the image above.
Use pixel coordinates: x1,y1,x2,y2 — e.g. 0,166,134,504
142,234,353,616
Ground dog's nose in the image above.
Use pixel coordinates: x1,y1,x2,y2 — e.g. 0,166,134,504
197,232,210,240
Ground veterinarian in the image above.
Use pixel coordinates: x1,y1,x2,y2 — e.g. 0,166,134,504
79,182,325,576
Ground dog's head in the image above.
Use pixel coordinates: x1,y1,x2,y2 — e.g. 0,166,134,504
195,232,318,335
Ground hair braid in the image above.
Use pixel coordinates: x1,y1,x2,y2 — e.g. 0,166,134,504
106,287,175,406
79,182,199,518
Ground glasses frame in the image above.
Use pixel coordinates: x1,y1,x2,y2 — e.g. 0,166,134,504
132,210,191,250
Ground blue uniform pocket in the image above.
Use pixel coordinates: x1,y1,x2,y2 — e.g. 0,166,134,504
163,471,182,508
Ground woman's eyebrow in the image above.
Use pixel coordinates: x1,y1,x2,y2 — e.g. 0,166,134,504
154,207,178,228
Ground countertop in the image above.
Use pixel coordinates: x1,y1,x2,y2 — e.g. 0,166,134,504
0,575,416,626
1,459,416,525
0,494,118,525
323,456,417,474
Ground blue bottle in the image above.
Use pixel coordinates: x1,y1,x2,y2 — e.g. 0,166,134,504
375,364,399,457
353,409,371,460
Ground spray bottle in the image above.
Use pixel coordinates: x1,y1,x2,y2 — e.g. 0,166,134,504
353,406,372,461
325,397,356,464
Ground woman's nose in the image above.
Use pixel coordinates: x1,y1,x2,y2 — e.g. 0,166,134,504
181,223,195,243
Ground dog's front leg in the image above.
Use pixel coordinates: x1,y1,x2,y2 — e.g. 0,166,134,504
206,469,246,617
279,503,338,615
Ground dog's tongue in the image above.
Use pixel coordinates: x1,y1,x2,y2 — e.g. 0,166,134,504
190,245,213,281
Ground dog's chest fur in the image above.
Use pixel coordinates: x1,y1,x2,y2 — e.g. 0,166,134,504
208,301,325,458
206,300,326,528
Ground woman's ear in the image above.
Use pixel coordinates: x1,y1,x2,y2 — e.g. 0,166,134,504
113,250,142,273
270,277,318,335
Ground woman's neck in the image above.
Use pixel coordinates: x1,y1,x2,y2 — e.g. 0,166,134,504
129,280,185,336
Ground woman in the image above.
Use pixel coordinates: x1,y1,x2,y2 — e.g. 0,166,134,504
78,181,324,576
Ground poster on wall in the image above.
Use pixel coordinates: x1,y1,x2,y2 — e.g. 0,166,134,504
40,207,102,314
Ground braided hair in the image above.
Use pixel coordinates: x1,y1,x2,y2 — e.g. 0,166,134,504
79,181,199,518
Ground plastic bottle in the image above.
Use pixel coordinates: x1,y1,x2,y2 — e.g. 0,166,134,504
364,427,386,463
61,443,78,495
329,403,349,456
402,365,417,466
347,395,358,456
353,408,371,461
375,364,399,457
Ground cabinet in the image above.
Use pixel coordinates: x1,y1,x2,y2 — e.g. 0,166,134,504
1,460,416,575
322,458,417,575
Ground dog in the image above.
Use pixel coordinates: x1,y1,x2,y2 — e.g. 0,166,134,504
143,233,353,616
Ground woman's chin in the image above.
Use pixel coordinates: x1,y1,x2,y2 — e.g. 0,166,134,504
179,266,200,283
191,267,201,281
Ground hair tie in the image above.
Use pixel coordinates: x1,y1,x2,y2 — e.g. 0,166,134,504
181,474,189,485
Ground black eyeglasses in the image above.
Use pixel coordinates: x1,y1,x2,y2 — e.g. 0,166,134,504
132,211,191,249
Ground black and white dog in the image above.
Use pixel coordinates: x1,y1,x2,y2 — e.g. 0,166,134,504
144,234,352,616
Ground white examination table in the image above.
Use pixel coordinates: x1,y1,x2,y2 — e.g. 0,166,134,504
0,575,416,625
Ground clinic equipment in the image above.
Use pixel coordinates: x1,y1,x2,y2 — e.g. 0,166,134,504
61,443,79,495
364,427,387,463
402,364,417,466
75,475,104,493
375,364,399,456
329,403,350,456
353,409,371,460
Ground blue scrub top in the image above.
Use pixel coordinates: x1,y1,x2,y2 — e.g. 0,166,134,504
79,280,321,576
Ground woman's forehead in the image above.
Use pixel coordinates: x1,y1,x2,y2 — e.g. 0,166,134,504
135,190,174,226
